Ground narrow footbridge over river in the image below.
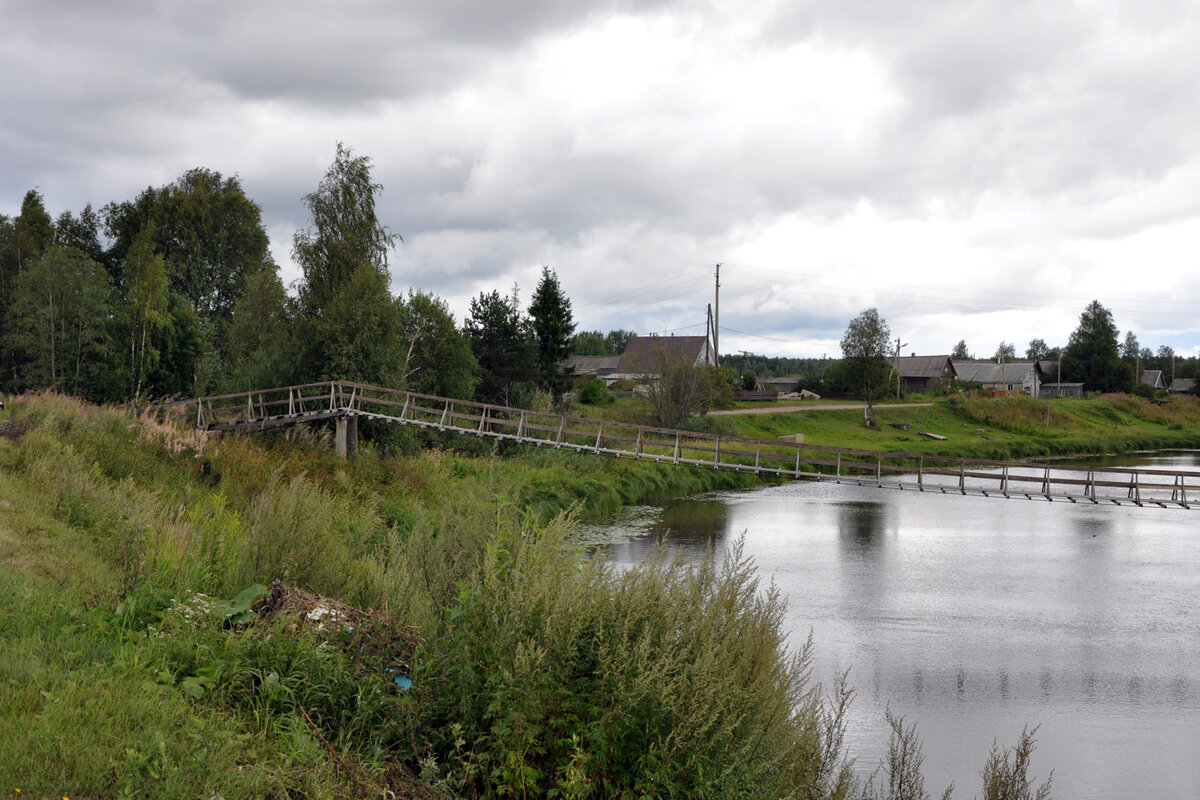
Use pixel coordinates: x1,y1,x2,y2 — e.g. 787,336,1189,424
147,381,1197,510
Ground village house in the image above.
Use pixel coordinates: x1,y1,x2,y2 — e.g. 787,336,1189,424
952,359,1041,396
561,354,621,382
1034,359,1084,398
894,355,956,394
1140,370,1167,391
604,334,717,383
1169,378,1195,395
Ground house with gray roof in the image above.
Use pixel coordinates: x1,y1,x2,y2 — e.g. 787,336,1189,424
606,334,716,382
562,354,621,380
952,360,1041,396
1169,378,1195,394
1140,370,1167,391
894,355,956,394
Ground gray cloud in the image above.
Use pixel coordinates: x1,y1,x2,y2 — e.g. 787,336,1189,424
3,0,1199,356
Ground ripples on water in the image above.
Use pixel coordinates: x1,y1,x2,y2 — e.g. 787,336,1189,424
582,452,1200,800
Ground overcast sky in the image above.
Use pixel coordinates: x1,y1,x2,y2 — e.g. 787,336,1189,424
3,0,1199,359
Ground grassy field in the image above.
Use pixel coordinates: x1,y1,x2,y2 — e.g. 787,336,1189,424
581,392,1200,461
0,392,1062,799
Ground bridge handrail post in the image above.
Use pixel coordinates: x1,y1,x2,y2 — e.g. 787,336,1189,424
555,416,565,448
594,422,603,453
918,456,923,490
516,411,526,441
400,395,410,421
636,428,643,460
836,452,841,479
1002,465,1009,498
1042,467,1051,499
329,383,335,412
1129,472,1141,506
714,436,720,468
478,406,488,434
246,394,253,422
876,454,882,486
288,389,294,417
673,432,681,465
794,445,801,478
1087,469,1096,502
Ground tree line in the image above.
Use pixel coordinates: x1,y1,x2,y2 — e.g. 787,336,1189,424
0,145,580,408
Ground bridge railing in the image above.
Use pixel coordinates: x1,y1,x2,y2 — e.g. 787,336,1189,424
146,381,1197,508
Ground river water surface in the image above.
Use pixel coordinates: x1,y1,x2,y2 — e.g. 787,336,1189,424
585,452,1200,799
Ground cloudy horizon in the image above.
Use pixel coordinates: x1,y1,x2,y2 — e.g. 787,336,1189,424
4,0,1199,360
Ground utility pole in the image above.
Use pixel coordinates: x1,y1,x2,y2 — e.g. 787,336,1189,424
706,303,713,365
893,337,908,399
714,263,721,367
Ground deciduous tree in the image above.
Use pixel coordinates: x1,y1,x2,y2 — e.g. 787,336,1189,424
950,339,971,360
840,308,891,427
1025,338,1050,361
4,246,111,397
293,143,398,319
397,290,477,399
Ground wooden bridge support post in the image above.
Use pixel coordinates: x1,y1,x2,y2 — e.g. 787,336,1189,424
336,415,358,458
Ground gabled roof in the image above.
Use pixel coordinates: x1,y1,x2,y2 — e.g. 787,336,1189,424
1036,360,1060,378
562,355,621,375
895,355,955,379
1141,370,1165,388
615,335,713,374
1169,378,1195,393
952,360,1036,384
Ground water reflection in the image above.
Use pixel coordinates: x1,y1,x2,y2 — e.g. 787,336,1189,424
595,470,1200,799
835,500,893,557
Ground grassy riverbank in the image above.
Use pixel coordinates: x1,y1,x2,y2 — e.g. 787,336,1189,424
685,393,1200,460
0,393,1056,799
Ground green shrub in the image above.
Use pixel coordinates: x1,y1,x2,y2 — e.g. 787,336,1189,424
410,516,854,799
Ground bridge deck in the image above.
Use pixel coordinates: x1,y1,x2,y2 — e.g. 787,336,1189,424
146,381,1197,509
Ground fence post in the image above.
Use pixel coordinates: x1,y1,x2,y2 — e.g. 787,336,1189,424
594,422,604,453
555,417,566,448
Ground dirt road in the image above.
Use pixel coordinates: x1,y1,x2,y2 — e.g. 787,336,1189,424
710,402,935,416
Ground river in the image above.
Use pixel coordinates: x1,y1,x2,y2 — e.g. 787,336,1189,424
583,452,1200,799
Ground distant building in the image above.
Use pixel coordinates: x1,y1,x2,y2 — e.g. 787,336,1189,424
1140,370,1167,391
606,334,716,382
952,360,1040,396
894,355,956,394
1169,378,1195,395
561,355,621,381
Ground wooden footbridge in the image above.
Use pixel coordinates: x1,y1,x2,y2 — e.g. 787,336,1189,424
147,381,1197,510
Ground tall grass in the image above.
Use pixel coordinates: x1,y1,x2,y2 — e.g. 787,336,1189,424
0,393,1058,798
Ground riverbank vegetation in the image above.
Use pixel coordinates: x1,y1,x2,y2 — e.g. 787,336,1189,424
684,393,1200,461
0,392,1057,798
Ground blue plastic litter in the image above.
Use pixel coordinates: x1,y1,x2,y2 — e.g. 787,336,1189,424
394,675,412,690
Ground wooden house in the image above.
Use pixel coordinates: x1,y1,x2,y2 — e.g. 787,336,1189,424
894,355,956,394
952,360,1041,396
607,334,716,382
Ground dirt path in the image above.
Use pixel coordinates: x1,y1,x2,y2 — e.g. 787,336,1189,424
710,402,935,416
